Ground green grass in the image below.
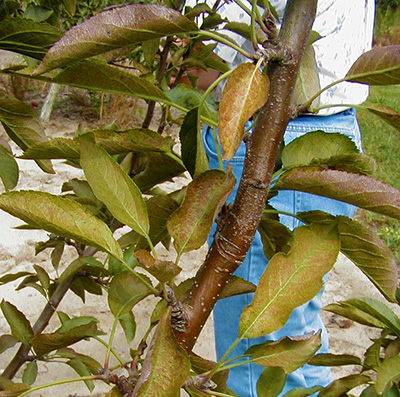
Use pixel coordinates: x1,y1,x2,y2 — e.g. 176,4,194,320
356,85,400,263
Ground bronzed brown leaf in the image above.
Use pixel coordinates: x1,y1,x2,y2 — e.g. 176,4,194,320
219,275,256,299
0,146,18,191
364,103,400,132
248,331,321,373
219,63,269,160
133,308,191,396
0,335,18,354
376,356,400,394
239,223,339,338
275,166,400,220
338,217,398,302
0,191,122,260
167,169,235,256
319,374,371,397
308,353,362,367
346,45,400,85
36,4,198,73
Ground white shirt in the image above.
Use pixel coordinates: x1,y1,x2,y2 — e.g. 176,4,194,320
186,0,375,114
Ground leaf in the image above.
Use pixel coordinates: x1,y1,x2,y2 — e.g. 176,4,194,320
364,337,384,371
248,331,322,373
318,374,371,397
133,308,191,396
56,348,102,374
219,275,256,299
274,166,400,221
105,386,123,397
80,137,149,238
0,301,33,346
219,63,269,160
167,169,235,256
0,91,53,174
21,128,170,160
0,383,29,396
36,4,198,73
0,191,123,260
364,103,400,132
257,367,287,397
167,85,218,123
338,217,398,302
258,216,292,260
239,222,339,338
57,316,98,334
0,146,18,191
308,353,362,367
119,311,136,343
133,151,186,192
135,250,181,283
376,356,400,394
52,59,170,104
0,335,18,354
59,257,104,284
179,108,209,178
142,38,159,69
293,40,320,110
0,17,62,59
22,361,37,386
24,5,53,22
31,321,98,357
224,22,266,43
189,353,229,392
283,386,324,397
33,265,50,290
108,271,152,317
281,131,358,169
345,45,400,85
0,272,32,285
324,298,400,335
66,358,94,392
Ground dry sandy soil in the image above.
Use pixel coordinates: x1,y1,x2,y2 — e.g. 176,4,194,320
0,89,397,396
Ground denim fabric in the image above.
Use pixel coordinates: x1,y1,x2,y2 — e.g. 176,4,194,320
203,108,362,397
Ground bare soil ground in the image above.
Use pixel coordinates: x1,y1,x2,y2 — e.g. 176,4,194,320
0,86,396,396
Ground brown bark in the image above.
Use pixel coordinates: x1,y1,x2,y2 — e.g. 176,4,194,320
174,0,318,351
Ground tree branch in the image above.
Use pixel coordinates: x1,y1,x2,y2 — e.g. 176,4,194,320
174,0,318,350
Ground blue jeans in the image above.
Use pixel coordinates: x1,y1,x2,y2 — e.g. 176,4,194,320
203,109,362,396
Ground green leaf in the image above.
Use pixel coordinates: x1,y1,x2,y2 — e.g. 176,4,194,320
363,103,400,132
21,128,170,160
52,59,170,104
24,5,53,22
108,271,152,317
274,166,400,221
338,217,398,302
239,222,339,338
0,301,33,346
248,331,321,373
219,275,256,299
36,3,198,73
133,308,191,396
324,298,400,335
293,40,320,110
257,367,287,397
119,311,136,343
0,334,18,354
308,353,362,367
283,386,324,397
142,38,159,69
0,191,123,260
166,85,218,123
132,151,186,192
376,357,400,394
59,257,104,284
364,337,384,371
167,169,236,256
31,321,98,357
0,17,62,59
56,348,102,374
66,358,94,392
0,146,18,191
281,131,358,169
258,216,292,260
219,63,269,160
33,265,50,290
80,137,149,238
0,91,53,174
57,316,98,334
319,374,371,397
0,272,32,285
345,45,400,85
22,361,37,386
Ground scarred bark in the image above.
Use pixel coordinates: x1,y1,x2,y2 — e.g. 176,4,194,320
174,0,318,351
